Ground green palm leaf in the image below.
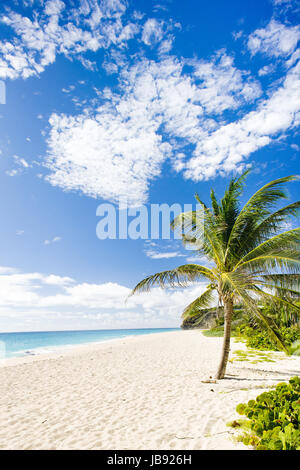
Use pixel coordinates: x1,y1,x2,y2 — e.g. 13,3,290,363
223,272,289,353
131,264,216,295
182,285,216,319
256,288,300,315
235,229,300,266
226,175,299,263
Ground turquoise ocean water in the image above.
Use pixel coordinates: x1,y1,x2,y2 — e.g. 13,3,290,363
0,328,179,360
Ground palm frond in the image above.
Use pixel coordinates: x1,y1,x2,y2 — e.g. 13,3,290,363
258,283,300,299
131,264,216,295
255,288,300,315
182,285,216,319
249,201,300,241
259,274,300,296
210,189,220,217
222,272,289,353
234,229,300,272
234,201,300,259
235,254,300,276
218,170,249,244
172,204,225,268
225,175,299,263
195,196,226,266
260,273,300,290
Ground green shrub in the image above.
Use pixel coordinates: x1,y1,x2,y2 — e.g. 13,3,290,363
231,376,300,450
202,326,225,337
290,340,300,356
237,326,300,352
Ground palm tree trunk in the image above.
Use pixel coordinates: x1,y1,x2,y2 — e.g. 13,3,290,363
215,297,233,379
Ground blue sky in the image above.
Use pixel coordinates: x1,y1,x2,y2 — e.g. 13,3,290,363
0,0,299,332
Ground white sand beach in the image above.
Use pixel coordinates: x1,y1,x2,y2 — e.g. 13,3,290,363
0,330,299,450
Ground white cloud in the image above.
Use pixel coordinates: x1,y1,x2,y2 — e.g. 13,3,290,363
158,37,174,55
45,106,170,206
6,169,18,177
42,274,74,285
0,269,74,309
0,267,18,275
6,156,31,178
0,0,139,80
272,0,293,4
248,20,300,58
14,155,30,168
3,5,298,202
258,64,276,76
287,48,300,68
145,250,185,259
183,60,300,181
62,85,76,93
0,1,177,81
232,30,243,41
185,255,214,267
142,18,164,46
44,236,62,245
190,52,261,114
45,53,261,205
44,0,65,16
0,266,209,331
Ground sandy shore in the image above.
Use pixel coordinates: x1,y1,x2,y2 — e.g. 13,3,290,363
0,330,299,450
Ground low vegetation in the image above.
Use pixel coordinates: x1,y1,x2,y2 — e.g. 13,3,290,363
201,300,300,354
235,325,300,353
229,376,300,450
230,349,277,364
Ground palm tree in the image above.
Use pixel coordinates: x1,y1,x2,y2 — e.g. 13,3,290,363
131,172,300,379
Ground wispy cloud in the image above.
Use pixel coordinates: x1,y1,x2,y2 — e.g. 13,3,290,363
0,265,208,330
14,155,30,168
1,0,299,208
142,18,164,45
185,255,214,267
44,236,62,245
248,19,300,58
45,52,261,205
0,0,175,80
183,60,300,181
6,169,18,177
0,0,135,79
145,250,185,259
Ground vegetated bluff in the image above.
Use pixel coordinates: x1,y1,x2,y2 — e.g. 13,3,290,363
181,306,220,329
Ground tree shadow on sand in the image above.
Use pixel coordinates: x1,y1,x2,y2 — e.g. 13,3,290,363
224,368,300,382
